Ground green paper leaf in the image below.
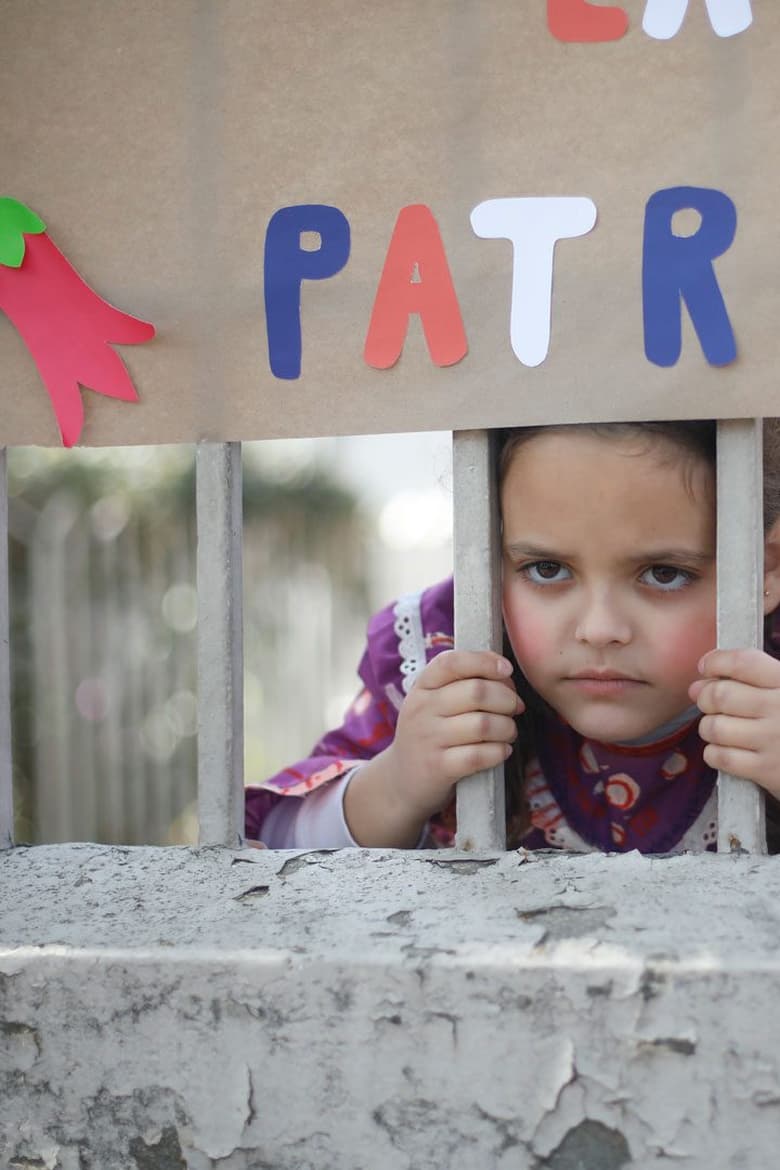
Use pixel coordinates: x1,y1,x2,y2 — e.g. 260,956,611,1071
0,198,46,268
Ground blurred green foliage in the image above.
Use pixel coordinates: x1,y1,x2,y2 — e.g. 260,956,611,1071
8,444,367,844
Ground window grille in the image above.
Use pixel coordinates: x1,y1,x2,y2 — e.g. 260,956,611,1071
0,424,768,854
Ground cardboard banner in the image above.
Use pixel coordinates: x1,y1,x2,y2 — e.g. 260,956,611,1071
0,0,775,447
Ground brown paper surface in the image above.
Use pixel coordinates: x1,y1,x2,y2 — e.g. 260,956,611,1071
0,0,776,447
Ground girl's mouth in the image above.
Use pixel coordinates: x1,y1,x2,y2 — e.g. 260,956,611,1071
565,671,645,696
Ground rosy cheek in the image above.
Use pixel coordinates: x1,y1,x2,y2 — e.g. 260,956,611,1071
656,618,715,681
503,602,552,676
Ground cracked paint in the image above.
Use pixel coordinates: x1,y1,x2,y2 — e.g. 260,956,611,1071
3,846,780,1168
543,1119,632,1169
128,1126,187,1170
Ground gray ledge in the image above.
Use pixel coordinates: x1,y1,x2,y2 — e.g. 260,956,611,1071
2,846,780,1169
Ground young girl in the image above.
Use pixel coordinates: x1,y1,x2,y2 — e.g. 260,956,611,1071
245,421,780,853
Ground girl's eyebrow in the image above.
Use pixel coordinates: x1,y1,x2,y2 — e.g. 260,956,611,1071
503,542,715,565
503,542,562,560
631,548,715,566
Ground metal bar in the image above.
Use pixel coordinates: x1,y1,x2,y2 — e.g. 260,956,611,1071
196,441,244,847
453,430,506,851
31,495,76,842
0,449,12,848
96,518,124,842
716,418,766,854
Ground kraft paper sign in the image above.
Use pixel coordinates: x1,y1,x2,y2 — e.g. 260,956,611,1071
0,0,775,447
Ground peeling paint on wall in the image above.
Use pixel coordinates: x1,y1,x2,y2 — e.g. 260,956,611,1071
2,846,780,1168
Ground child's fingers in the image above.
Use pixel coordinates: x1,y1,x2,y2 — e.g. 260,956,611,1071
417,649,513,690
699,712,764,751
435,676,522,718
701,742,762,783
699,719,780,796
690,677,777,718
689,652,780,796
443,710,518,749
697,648,780,688
441,740,514,780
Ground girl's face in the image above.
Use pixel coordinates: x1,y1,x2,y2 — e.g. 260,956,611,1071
501,429,717,743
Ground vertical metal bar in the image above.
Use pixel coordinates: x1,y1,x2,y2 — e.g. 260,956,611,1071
453,430,506,851
196,441,244,847
147,523,173,845
96,522,124,842
123,518,149,843
716,418,766,854
0,449,13,848
31,495,76,842
71,518,96,841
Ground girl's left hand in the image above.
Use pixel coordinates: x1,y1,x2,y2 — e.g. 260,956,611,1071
689,649,780,798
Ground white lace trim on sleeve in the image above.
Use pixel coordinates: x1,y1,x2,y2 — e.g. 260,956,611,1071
393,588,427,694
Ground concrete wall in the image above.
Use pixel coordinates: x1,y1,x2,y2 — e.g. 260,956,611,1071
2,845,780,1169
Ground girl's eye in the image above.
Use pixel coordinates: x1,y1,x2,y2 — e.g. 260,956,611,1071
640,565,694,591
523,560,571,584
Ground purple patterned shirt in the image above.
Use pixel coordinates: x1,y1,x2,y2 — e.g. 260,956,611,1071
246,576,727,852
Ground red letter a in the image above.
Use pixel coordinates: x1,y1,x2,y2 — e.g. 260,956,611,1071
548,0,628,41
364,205,467,369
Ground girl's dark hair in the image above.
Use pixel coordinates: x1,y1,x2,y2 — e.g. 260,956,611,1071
495,419,780,847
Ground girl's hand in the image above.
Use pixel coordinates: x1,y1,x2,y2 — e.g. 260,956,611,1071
388,649,523,818
689,649,780,798
344,649,523,847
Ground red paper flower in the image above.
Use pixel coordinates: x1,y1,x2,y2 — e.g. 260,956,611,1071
0,197,155,447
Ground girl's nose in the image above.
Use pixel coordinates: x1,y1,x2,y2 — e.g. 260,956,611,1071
574,591,632,647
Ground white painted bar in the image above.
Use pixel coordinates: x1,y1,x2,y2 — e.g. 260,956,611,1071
196,442,244,847
0,449,12,849
453,430,506,850
716,419,766,854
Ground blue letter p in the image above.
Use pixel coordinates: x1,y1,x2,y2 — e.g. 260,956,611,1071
264,205,351,379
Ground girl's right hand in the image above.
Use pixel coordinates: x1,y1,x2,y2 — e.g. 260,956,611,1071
343,650,523,846
389,649,523,817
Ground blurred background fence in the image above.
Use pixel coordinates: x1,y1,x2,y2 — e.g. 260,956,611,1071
8,443,376,845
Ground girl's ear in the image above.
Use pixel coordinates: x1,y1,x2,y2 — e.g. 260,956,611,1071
764,517,780,614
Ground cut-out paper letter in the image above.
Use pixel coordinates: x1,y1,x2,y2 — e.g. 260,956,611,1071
547,0,628,42
470,196,597,367
0,197,155,448
264,204,351,380
642,0,752,40
364,204,467,370
643,186,737,368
